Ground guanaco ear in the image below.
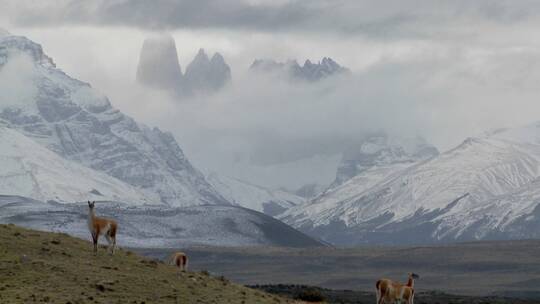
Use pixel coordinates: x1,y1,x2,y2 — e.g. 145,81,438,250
88,201,91,206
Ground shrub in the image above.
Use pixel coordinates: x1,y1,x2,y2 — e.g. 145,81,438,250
294,288,325,302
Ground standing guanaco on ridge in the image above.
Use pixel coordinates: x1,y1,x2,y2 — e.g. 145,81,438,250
375,272,419,304
168,252,189,274
87,201,117,255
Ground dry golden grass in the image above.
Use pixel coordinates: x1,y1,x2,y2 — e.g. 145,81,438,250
0,224,300,304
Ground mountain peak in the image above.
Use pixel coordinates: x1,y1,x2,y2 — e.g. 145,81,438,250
192,48,210,63
211,52,225,64
136,34,183,90
1,34,229,207
250,56,350,81
136,35,231,95
185,49,231,94
0,35,55,68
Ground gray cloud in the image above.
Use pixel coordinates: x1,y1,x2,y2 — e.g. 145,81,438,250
6,0,540,38
6,1,540,189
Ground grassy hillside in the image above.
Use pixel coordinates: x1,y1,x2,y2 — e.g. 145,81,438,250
0,224,298,304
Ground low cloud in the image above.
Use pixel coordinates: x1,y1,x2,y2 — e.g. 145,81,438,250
98,43,540,188
5,2,540,189
5,0,540,40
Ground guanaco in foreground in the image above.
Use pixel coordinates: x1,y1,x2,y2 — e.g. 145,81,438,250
87,201,117,255
376,272,419,304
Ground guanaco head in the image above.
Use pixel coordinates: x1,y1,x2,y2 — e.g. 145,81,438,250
409,273,420,279
87,201,95,210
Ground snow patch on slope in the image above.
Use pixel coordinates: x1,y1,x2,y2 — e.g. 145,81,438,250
207,173,303,216
0,126,157,204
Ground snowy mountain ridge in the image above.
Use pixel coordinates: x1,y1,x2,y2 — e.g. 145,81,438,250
280,123,540,245
0,33,229,207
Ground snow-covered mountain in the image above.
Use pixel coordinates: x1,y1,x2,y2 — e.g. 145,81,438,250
0,33,228,207
293,183,327,200
206,173,304,216
0,196,323,248
136,35,231,95
333,134,439,186
0,126,156,204
250,57,350,81
280,124,540,245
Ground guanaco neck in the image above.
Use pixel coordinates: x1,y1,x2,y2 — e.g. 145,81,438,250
406,276,414,288
88,208,96,226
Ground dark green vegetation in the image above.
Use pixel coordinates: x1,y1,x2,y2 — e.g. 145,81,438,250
0,224,298,304
139,241,540,301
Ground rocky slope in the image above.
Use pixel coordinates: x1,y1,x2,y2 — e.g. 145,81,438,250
0,33,228,207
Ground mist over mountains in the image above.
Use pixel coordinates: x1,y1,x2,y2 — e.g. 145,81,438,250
4,27,540,247
0,33,227,207
250,57,350,82
136,34,231,96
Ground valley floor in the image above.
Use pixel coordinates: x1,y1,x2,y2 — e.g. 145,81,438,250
137,240,540,301
249,285,539,304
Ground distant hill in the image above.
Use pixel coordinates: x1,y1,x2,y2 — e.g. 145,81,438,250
0,196,324,248
0,224,298,304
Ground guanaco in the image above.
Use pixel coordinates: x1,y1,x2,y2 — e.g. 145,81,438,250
168,252,189,274
376,273,419,304
87,201,117,255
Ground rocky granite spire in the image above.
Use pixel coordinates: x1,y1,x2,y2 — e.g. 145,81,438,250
136,34,183,90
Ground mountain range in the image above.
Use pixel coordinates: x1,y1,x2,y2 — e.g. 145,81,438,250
4,30,540,247
0,31,321,248
136,34,231,95
0,33,227,207
280,124,540,245
250,57,350,81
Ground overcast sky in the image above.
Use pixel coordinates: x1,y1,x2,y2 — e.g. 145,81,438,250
2,0,540,189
